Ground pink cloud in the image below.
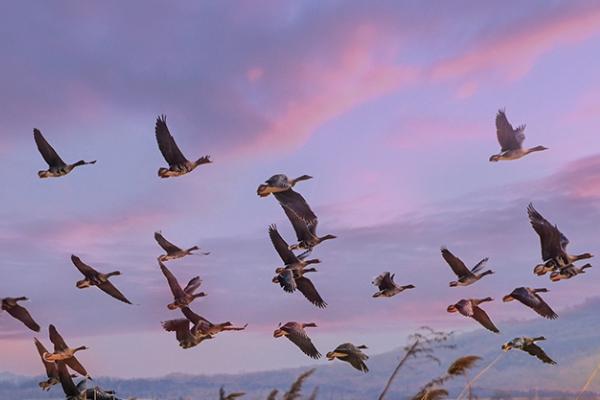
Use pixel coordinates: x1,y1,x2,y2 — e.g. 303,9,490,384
543,154,600,200
431,4,600,84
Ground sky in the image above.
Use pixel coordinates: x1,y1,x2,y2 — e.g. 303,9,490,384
1,0,600,380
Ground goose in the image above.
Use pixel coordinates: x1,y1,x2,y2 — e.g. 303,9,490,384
326,343,369,373
256,174,312,197
527,203,593,275
372,272,415,298
447,298,499,333
273,322,321,359
441,247,494,287
273,188,318,233
70,255,132,304
1,296,40,332
502,287,558,319
34,338,63,391
155,115,211,178
44,325,90,379
33,129,96,178
269,225,327,308
154,231,209,262
282,200,336,252
502,337,556,365
489,109,547,162
162,307,246,349
159,261,206,310
550,263,592,282
56,360,87,400
219,387,246,400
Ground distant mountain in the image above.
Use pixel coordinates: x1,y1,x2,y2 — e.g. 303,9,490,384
2,298,600,399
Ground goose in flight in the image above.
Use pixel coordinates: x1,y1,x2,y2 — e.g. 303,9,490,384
502,287,558,319
269,225,327,308
550,263,592,282
502,337,556,365
447,298,499,333
326,343,369,373
44,325,90,379
35,338,66,391
489,110,547,162
441,247,494,287
527,203,593,275
1,297,40,332
159,261,206,310
282,199,336,252
155,115,211,178
33,129,96,178
372,272,415,298
257,174,312,197
273,322,321,359
219,387,246,400
56,360,87,400
162,307,246,349
154,231,209,262
70,255,132,304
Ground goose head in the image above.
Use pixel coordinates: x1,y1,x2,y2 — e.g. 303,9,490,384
489,154,501,162
502,294,514,302
501,341,514,351
38,170,51,178
449,280,459,287
158,167,171,178
446,304,459,313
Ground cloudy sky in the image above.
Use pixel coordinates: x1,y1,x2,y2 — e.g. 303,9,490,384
1,0,600,379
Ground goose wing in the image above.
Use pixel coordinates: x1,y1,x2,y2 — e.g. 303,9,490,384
344,351,369,373
472,305,500,333
161,318,193,343
159,261,185,298
523,343,556,365
296,276,327,308
441,248,471,277
70,255,99,278
285,327,321,359
281,203,318,243
56,361,79,397
470,257,489,274
97,280,133,304
155,115,189,166
181,306,212,326
34,338,57,379
511,288,557,319
183,276,202,295
495,110,524,151
268,225,298,265
274,189,318,226
64,356,89,377
33,129,66,167
527,204,567,261
375,272,395,290
49,324,68,351
154,231,182,254
5,303,40,332
277,269,297,292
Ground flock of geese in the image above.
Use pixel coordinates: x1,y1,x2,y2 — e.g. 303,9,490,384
0,109,594,398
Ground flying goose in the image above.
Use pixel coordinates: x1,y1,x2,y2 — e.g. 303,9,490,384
155,115,211,178
447,298,499,333
502,287,558,319
159,261,206,310
273,322,321,359
256,174,312,197
34,338,63,391
527,203,593,275
282,201,336,252
70,255,132,304
489,110,547,162
1,297,40,332
56,360,86,400
154,231,209,262
502,337,556,365
269,225,327,308
162,307,247,349
441,247,494,287
326,343,369,373
33,129,96,178
44,325,90,379
372,272,415,298
550,263,592,282
219,387,246,400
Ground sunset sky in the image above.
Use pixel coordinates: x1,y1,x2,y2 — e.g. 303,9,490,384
1,1,600,379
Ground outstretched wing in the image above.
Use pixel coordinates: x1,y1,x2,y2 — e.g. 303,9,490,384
281,202,317,243
511,288,558,319
97,281,132,304
286,329,321,359
472,306,500,333
64,356,89,378
154,232,182,254
441,248,470,277
34,338,57,378
470,257,489,274
56,361,79,397
376,272,395,290
161,318,192,343
274,189,318,226
296,277,327,309
6,304,40,332
159,261,185,298
183,276,202,294
276,270,297,293
268,225,298,265
70,255,98,278
181,306,211,326
527,203,566,261
33,129,66,167
49,324,68,351
495,110,524,151
155,115,189,166
523,343,557,365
